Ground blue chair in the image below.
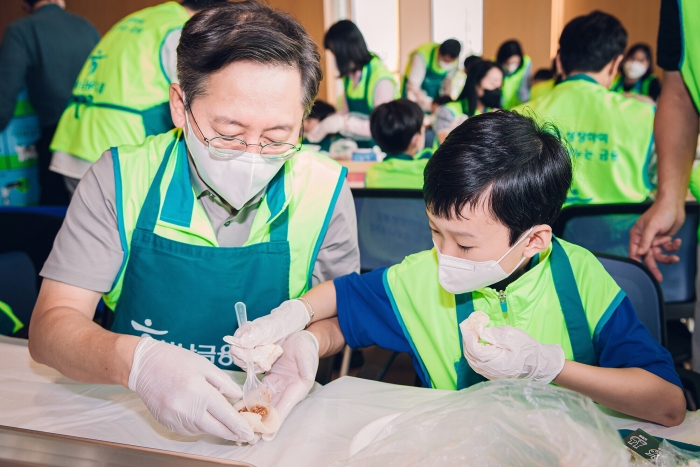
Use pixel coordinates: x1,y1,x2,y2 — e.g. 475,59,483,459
553,202,699,320
595,253,700,410
0,251,37,337
352,189,432,272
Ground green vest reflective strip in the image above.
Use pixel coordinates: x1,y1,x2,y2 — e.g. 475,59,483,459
611,74,655,96
383,238,623,390
0,300,24,335
516,75,655,205
344,55,398,115
680,0,700,111
502,55,532,109
401,43,448,99
51,2,189,163
444,99,489,119
365,150,431,189
529,78,555,102
104,129,346,309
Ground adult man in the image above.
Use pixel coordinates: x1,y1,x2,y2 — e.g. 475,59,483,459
49,0,225,195
29,2,359,443
402,39,461,112
0,0,99,204
517,11,655,206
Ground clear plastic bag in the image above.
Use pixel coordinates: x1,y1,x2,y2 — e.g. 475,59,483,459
630,440,700,466
332,380,630,467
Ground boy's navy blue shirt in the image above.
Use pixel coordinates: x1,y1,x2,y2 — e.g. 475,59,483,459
335,267,682,389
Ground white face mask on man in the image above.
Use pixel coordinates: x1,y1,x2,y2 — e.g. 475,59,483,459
183,112,285,210
435,227,535,294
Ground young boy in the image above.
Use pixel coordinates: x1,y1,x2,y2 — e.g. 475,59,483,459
229,111,685,432
365,99,431,189
302,99,336,152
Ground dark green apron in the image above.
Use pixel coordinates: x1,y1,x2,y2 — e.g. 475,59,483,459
401,46,448,100
453,237,597,389
344,61,377,149
111,137,291,369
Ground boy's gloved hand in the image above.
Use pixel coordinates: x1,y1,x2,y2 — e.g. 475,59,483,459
261,330,319,441
459,311,565,383
128,336,255,443
224,300,310,373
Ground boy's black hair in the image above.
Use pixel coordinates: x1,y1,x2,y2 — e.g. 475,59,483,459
496,40,523,69
432,95,453,107
621,43,654,80
559,11,627,75
533,68,554,82
424,110,572,245
439,39,462,60
457,59,502,116
463,55,481,74
308,100,335,121
324,20,372,77
370,99,424,155
181,0,229,11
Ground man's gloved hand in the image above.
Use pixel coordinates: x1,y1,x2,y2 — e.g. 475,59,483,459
306,113,347,143
459,311,565,383
128,336,255,443
261,330,319,441
223,300,310,373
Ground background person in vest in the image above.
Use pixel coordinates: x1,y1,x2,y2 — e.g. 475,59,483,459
629,0,700,372
516,11,655,206
49,0,227,196
301,99,336,152
365,99,430,189
0,0,100,205
402,40,461,112
227,111,685,428
496,40,532,109
434,59,503,144
29,2,360,443
612,43,661,103
306,20,398,148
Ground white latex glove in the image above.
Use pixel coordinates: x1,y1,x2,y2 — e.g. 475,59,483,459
223,299,310,373
128,336,255,443
459,311,565,383
306,113,347,143
260,330,319,441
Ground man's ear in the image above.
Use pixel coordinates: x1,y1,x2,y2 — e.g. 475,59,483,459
169,84,186,129
605,55,624,87
555,54,564,77
522,225,552,258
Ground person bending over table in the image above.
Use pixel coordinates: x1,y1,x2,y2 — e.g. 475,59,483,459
28,2,359,444
229,111,686,433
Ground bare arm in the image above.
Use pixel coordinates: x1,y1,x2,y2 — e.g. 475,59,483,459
553,361,686,427
308,318,346,358
28,279,139,386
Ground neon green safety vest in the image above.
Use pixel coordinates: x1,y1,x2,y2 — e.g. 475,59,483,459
529,78,555,102
384,239,623,390
443,99,491,119
679,0,700,112
516,74,655,205
51,2,190,163
611,74,656,97
0,300,24,336
401,43,449,100
344,54,398,116
502,55,532,109
364,149,432,189
104,129,346,309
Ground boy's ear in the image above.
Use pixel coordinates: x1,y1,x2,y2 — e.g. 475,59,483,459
522,225,552,258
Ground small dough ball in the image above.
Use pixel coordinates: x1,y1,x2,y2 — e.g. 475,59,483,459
233,400,281,435
463,311,490,335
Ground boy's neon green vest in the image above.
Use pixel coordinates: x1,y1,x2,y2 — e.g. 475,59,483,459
529,78,555,102
401,43,448,100
384,239,623,390
104,129,346,309
680,0,700,111
502,55,532,109
51,2,189,163
516,75,655,205
344,54,398,115
611,74,656,97
364,150,431,189
0,300,24,335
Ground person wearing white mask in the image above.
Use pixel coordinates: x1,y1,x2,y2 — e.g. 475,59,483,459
496,39,532,108
227,111,686,429
401,39,462,112
28,2,359,443
611,43,661,102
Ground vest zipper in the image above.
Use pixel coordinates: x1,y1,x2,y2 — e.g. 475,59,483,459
498,290,508,312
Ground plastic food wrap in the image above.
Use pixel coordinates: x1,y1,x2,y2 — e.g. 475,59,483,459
333,380,630,467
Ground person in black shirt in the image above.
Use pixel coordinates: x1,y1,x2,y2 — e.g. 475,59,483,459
0,0,100,205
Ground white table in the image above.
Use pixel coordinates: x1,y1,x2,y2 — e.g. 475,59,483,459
1,337,698,467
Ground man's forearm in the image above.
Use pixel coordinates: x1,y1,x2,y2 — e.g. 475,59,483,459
553,361,686,427
654,71,698,206
308,318,346,358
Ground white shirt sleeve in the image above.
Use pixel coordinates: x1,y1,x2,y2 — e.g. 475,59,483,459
160,28,182,84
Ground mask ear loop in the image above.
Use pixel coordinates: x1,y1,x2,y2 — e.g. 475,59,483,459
495,227,536,264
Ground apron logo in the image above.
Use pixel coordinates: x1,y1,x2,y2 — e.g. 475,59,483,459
88,51,107,75
131,318,168,336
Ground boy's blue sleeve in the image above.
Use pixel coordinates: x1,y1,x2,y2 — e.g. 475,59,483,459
596,296,682,388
